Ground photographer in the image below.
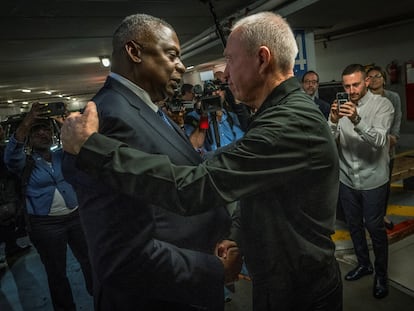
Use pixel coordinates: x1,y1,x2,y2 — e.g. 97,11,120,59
184,81,244,153
3,103,92,310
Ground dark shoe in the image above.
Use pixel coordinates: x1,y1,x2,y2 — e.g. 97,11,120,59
384,220,394,230
345,265,373,281
373,276,389,299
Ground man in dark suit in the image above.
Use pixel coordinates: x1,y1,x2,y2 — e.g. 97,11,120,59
61,12,342,311
301,70,331,119
62,14,240,311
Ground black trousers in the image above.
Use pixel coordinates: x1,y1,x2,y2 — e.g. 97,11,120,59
29,209,92,311
251,260,343,311
340,182,388,278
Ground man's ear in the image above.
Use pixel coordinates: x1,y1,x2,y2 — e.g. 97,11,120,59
257,46,271,73
125,41,142,63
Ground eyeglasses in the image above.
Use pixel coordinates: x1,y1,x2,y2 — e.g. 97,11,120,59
368,74,383,79
303,80,318,85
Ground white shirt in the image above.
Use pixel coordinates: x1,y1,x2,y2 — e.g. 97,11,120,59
109,72,159,112
329,90,394,190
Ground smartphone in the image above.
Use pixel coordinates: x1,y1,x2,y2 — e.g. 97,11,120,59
39,102,66,117
336,92,349,108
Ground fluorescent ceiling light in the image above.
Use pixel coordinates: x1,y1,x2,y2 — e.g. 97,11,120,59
100,56,111,68
22,89,31,93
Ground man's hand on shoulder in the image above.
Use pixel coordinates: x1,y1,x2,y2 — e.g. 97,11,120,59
61,101,99,155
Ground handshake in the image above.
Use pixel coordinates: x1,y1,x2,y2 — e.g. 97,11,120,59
215,240,243,284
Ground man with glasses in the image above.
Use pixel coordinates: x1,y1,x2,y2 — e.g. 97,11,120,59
301,70,331,119
329,64,394,299
62,13,240,311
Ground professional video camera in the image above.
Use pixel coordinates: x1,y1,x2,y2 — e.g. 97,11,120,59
166,90,184,113
199,80,223,113
166,88,197,113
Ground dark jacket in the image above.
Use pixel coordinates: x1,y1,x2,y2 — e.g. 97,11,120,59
75,77,342,310
63,77,231,311
315,97,331,120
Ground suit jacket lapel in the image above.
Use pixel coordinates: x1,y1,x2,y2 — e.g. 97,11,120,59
104,77,200,164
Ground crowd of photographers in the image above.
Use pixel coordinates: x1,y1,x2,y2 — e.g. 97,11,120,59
163,73,251,154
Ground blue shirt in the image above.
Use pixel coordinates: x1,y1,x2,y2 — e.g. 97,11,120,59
4,135,78,215
184,109,245,152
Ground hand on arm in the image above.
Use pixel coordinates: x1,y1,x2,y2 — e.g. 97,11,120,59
61,101,99,155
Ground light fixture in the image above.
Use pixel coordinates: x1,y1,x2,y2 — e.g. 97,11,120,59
21,89,31,93
186,65,194,70
7,100,13,103
100,56,111,68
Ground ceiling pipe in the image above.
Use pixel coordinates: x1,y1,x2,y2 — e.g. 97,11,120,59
182,39,222,61
181,0,318,61
181,0,287,54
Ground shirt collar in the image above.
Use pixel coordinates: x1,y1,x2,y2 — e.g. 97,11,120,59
357,89,373,107
109,72,158,112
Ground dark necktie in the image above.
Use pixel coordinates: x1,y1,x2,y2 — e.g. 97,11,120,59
157,109,173,128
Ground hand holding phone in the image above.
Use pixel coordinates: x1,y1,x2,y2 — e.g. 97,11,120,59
38,102,66,117
336,92,349,109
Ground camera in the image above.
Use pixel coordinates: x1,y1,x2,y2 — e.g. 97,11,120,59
336,92,349,108
201,95,223,113
198,80,224,113
38,102,66,117
166,98,184,113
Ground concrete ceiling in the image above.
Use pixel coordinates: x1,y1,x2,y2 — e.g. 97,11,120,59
1,0,414,110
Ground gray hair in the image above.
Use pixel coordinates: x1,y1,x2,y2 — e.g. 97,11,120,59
112,13,174,52
232,12,298,73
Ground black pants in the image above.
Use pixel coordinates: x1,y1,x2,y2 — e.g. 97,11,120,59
384,158,394,215
252,260,343,311
340,182,388,278
29,209,92,311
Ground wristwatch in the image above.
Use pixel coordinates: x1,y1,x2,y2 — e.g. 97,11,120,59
351,114,361,125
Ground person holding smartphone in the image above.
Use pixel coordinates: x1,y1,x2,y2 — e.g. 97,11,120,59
329,64,394,299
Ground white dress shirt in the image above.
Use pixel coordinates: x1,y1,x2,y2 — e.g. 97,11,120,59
329,90,394,190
